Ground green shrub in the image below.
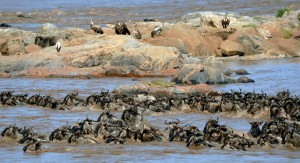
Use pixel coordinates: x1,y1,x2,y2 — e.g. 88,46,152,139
276,8,289,18
242,24,258,31
297,13,300,21
253,16,261,20
282,28,292,39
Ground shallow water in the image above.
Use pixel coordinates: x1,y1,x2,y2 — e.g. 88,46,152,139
0,58,300,162
217,58,300,95
1,0,300,30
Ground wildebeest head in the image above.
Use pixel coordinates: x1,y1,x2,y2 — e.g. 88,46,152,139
248,121,263,138
164,119,181,141
203,118,219,134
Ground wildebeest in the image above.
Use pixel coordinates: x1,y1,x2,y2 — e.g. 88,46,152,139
1,124,24,140
23,139,43,152
248,121,263,138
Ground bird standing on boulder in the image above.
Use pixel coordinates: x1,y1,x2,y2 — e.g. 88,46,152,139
90,19,104,34
55,39,61,53
151,22,164,38
115,22,131,35
221,13,230,28
132,25,142,39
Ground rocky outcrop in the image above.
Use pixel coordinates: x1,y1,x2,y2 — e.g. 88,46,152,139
1,10,300,78
0,29,183,78
144,23,223,57
64,35,182,73
181,11,260,29
172,63,235,84
220,40,244,56
25,44,42,54
236,35,266,55
270,38,300,57
113,80,215,95
35,35,58,47
0,28,36,55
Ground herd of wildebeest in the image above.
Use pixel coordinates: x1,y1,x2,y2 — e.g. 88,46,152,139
0,89,299,152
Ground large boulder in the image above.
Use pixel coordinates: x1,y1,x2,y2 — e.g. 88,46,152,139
40,23,58,34
25,44,42,54
63,35,183,74
172,63,235,84
220,40,244,56
144,23,223,57
235,35,267,55
0,38,26,55
270,38,300,57
200,56,230,72
34,35,58,47
0,28,36,55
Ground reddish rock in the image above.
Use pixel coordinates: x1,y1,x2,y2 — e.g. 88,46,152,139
25,44,42,54
144,23,223,57
268,38,300,57
0,72,11,78
227,28,259,41
220,40,244,56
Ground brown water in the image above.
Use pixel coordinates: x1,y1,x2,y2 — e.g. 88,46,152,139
1,0,300,30
0,59,300,162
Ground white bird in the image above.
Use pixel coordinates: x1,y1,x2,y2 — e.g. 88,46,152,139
55,40,61,52
151,22,164,38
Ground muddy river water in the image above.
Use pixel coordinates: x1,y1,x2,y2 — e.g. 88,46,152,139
1,0,300,31
0,59,300,162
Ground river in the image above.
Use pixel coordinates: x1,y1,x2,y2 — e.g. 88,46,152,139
0,59,300,162
1,0,300,31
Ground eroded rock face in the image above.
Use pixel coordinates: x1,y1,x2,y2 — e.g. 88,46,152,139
220,40,244,56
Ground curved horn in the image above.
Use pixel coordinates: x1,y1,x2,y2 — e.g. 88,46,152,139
176,119,180,124
165,120,168,124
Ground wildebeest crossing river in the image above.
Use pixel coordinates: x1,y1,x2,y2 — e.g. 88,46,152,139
0,59,299,161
